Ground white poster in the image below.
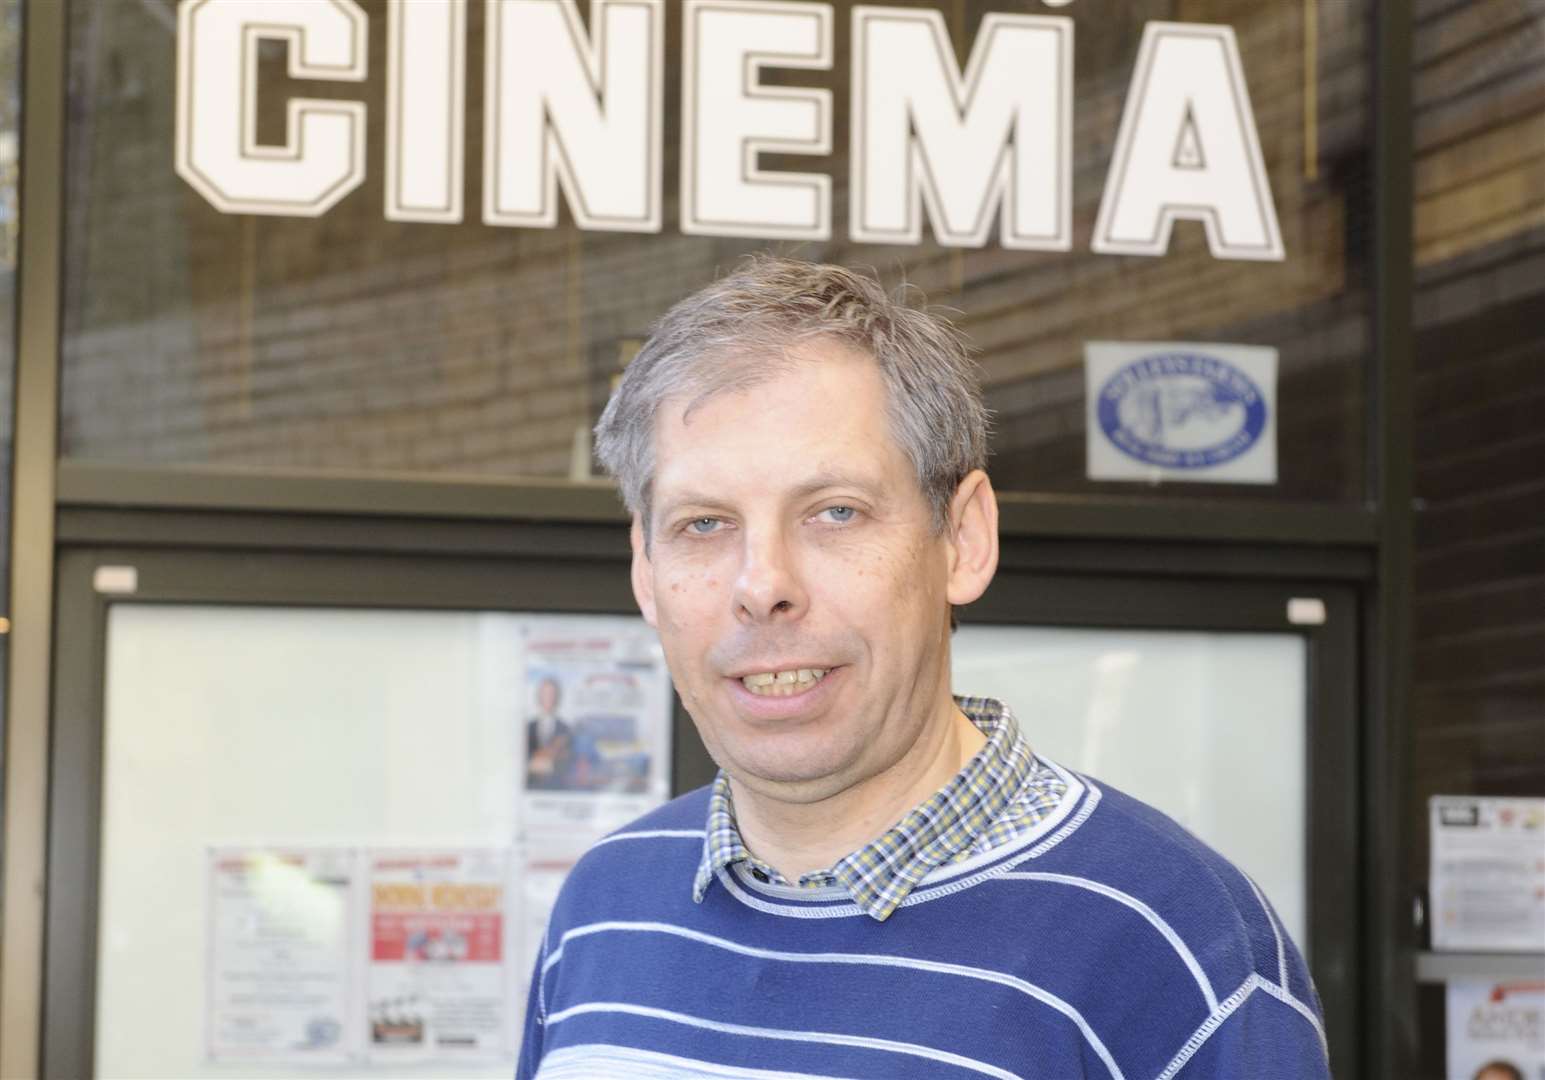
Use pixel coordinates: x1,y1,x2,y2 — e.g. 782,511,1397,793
1085,340,1277,484
1432,796,1545,953
473,612,674,1025
366,849,512,1062
518,841,580,1004
516,616,672,836
206,847,358,1064
1447,979,1545,1080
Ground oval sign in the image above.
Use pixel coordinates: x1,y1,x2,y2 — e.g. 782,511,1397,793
1095,350,1267,470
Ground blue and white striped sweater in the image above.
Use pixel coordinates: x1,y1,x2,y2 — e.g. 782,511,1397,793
518,760,1330,1080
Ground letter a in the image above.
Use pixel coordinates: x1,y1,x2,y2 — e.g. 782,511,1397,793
1093,22,1284,260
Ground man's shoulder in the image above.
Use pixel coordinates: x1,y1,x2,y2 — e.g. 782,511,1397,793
1028,769,1315,1003
1052,774,1267,916
988,768,1326,1065
554,785,712,896
610,782,714,835
1074,774,1242,873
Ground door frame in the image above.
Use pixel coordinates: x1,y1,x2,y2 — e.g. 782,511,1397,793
46,502,1365,1078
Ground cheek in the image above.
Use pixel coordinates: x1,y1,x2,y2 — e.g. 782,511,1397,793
826,532,941,599
834,539,950,658
654,564,724,634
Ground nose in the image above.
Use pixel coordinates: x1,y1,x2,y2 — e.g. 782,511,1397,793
732,526,808,624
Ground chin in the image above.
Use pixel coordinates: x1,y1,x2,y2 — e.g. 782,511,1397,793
736,767,859,805
727,737,872,796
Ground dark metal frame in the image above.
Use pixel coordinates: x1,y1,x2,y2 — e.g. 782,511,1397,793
41,534,712,1080
45,519,1363,1080
2,0,1418,1076
55,460,1381,546
0,0,64,1073
1368,2,1416,1077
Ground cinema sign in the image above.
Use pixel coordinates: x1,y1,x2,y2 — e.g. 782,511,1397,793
175,0,1285,260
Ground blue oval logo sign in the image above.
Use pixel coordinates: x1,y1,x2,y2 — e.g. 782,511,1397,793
1095,350,1267,470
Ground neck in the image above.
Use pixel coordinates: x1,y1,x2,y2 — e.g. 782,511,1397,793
728,698,987,882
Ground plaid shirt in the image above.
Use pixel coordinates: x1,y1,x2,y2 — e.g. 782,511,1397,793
691,696,1067,921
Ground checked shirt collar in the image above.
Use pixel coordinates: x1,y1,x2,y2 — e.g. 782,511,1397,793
691,696,1036,922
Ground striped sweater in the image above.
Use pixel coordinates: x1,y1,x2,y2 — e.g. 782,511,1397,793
517,759,1330,1080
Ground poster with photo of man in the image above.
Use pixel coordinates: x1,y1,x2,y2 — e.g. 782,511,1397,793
514,616,672,838
522,632,666,797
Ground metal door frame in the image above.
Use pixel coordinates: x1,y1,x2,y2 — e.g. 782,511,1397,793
45,509,1364,1078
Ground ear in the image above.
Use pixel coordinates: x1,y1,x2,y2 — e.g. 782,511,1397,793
944,469,999,607
630,515,658,627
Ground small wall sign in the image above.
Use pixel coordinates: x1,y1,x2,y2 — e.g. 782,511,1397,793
1085,340,1278,484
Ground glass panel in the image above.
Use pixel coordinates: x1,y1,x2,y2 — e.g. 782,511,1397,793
96,604,670,1079
60,0,1370,501
952,624,1308,949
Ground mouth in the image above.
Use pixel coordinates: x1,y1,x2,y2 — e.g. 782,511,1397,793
736,667,833,697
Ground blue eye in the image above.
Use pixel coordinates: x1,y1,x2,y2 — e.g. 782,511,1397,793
688,517,721,535
821,506,856,524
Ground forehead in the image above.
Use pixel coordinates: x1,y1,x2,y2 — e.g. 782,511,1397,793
650,345,913,505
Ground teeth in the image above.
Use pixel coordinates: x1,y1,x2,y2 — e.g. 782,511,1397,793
740,668,829,696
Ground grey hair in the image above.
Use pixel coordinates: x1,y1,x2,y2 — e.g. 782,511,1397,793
594,256,990,533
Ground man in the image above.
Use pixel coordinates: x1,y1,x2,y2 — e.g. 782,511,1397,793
1471,1063,1525,1080
526,676,577,790
517,258,1330,1079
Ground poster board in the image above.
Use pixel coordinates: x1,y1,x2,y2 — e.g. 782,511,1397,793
97,606,671,1079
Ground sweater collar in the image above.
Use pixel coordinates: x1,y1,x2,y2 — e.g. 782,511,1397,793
691,696,1031,921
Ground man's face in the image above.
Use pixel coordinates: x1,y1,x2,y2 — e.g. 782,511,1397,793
1474,1067,1523,1080
630,343,988,805
537,679,559,714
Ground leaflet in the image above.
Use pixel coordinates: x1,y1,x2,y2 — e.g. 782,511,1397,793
518,843,578,987
206,847,357,1064
1431,796,1545,952
1447,979,1545,1080
518,616,673,838
367,849,512,1062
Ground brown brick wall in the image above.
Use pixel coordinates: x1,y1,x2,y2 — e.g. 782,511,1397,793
60,0,1373,502
1408,0,1545,1072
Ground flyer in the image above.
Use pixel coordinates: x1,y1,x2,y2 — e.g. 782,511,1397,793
206,847,357,1064
367,849,512,1062
1431,796,1545,952
518,842,579,981
518,616,673,837
472,611,675,1031
1447,979,1545,1080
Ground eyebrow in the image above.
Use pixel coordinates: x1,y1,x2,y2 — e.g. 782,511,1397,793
785,469,884,502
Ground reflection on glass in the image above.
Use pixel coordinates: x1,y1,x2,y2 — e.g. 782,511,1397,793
62,1,1368,501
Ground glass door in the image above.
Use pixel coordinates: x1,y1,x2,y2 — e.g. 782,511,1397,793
45,543,1361,1079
